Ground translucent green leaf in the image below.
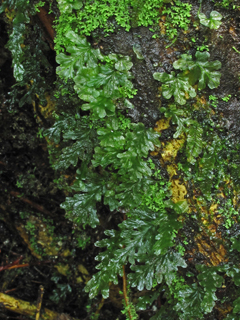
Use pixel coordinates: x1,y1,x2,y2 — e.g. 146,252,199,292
56,31,101,80
136,291,160,311
56,53,79,79
14,12,30,24
133,44,144,60
61,193,99,227
201,291,218,314
185,121,203,164
7,22,26,82
197,136,222,200
75,63,132,99
153,71,196,105
162,104,187,138
129,263,155,291
85,207,184,297
47,116,97,170
226,314,239,320
74,66,101,88
196,265,223,313
104,181,119,211
124,99,134,109
53,141,89,170
58,0,83,13
173,51,221,89
120,212,158,265
61,173,108,227
173,54,193,71
107,53,119,63
225,265,240,286
115,177,153,208
14,63,25,82
153,210,181,255
231,237,240,252
81,94,116,118
85,270,118,299
198,69,221,90
156,251,187,286
97,121,126,148
74,86,99,102
63,123,92,140
44,112,76,144
174,283,204,319
93,146,121,168
99,64,133,97
126,123,160,157
129,251,186,291
115,56,133,71
85,230,123,298
153,71,171,83
198,11,222,29
117,151,152,180
166,200,189,215
233,297,240,314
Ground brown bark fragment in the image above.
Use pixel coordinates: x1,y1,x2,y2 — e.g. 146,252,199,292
37,7,55,39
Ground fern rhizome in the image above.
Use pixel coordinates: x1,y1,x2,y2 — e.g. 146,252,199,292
3,0,240,319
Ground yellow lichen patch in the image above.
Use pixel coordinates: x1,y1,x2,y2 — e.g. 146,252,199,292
166,163,177,178
55,263,90,283
196,203,219,227
210,203,218,213
62,249,71,257
216,303,233,319
154,118,170,133
169,175,188,203
199,95,207,106
197,95,207,106
155,132,187,206
159,17,166,35
38,94,56,119
194,232,228,266
4,7,15,21
229,26,238,40
190,194,230,266
77,264,91,283
161,136,185,162
233,189,240,207
37,230,60,257
32,93,56,124
167,163,188,205
192,94,210,111
55,264,70,277
150,118,171,156
150,150,159,156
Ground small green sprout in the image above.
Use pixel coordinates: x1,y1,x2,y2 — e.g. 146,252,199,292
222,94,231,102
209,95,218,108
232,46,240,54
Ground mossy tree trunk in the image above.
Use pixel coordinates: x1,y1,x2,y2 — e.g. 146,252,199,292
1,1,240,319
